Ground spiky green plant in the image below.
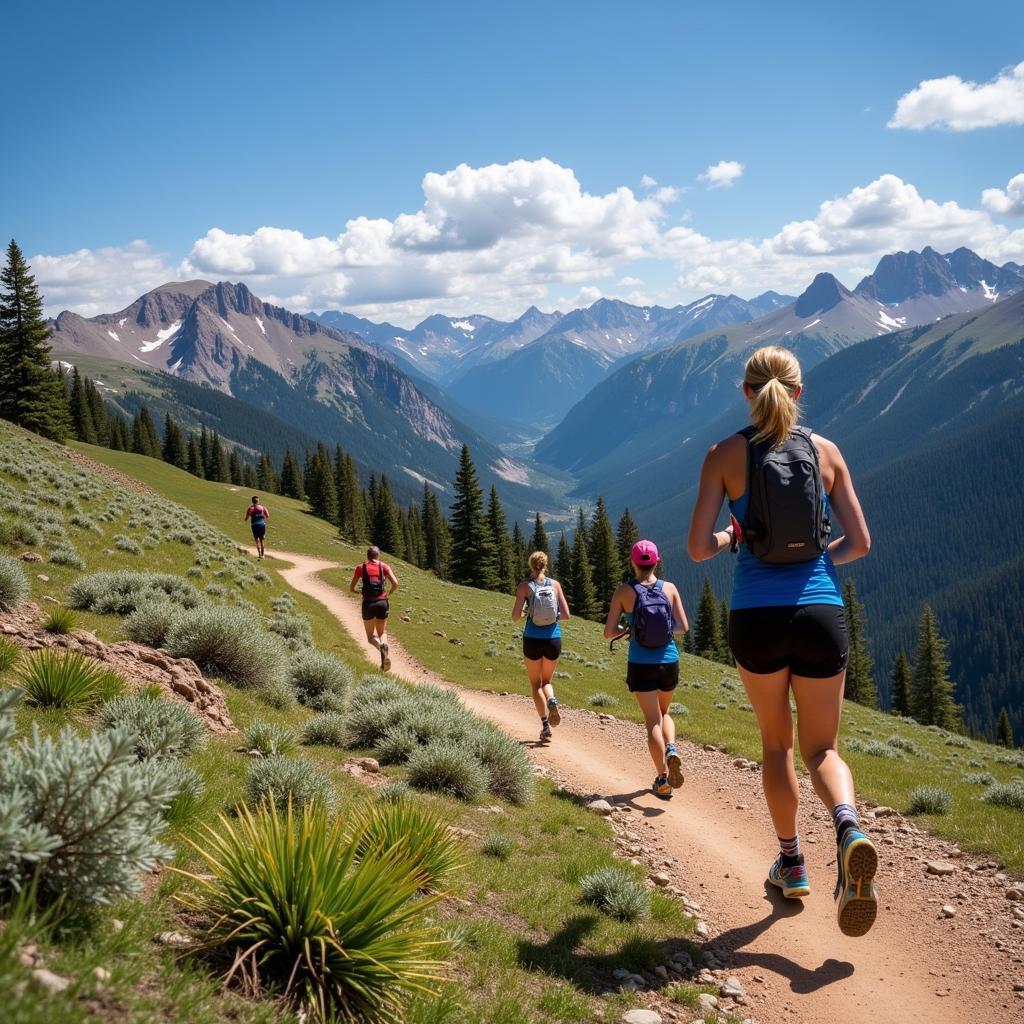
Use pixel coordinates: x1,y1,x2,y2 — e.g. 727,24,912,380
0,637,21,673
580,866,651,922
17,649,124,709
176,801,448,1021
245,718,297,757
41,607,77,635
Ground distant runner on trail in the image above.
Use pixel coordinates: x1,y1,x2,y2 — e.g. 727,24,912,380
604,540,689,799
512,550,571,743
687,344,877,937
244,495,269,560
350,546,399,671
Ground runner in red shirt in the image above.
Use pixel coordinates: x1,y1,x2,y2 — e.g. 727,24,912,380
243,496,269,560
350,545,399,671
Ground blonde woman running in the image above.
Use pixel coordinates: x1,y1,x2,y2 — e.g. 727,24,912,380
512,551,570,742
687,345,876,937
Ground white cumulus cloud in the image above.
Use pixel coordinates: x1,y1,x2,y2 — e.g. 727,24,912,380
889,60,1024,130
699,160,744,189
982,173,1024,217
639,174,658,188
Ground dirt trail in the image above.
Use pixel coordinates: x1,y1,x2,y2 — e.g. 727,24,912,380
275,551,1022,1024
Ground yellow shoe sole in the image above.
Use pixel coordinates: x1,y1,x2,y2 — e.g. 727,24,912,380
837,836,879,937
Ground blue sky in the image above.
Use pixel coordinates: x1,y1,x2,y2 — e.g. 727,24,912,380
5,1,1023,323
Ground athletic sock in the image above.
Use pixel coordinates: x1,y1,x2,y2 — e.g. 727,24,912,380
832,803,860,844
778,835,802,866
541,716,549,725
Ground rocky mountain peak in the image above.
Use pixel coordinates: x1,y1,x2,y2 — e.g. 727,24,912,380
794,273,850,317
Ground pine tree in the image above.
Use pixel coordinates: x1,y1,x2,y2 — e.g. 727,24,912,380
256,451,278,493
421,483,450,578
68,366,97,444
997,707,1014,749
339,453,367,543
186,434,204,478
372,475,401,554
694,578,721,660
333,446,347,528
891,649,911,717
843,578,878,707
588,497,618,615
718,599,732,664
85,378,109,445
0,241,71,441
570,522,597,618
910,606,962,730
616,507,640,582
228,449,244,486
487,486,515,592
555,532,572,584
161,414,186,468
529,512,549,556
199,427,211,476
404,503,425,567
108,415,129,451
307,445,339,524
209,432,229,482
448,445,498,589
131,406,159,458
242,461,258,489
511,520,527,582
279,449,304,499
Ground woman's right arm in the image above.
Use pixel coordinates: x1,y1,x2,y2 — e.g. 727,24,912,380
687,443,733,562
821,439,871,565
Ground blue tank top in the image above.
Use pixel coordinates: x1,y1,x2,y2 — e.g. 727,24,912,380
522,578,561,639
624,593,679,665
728,491,842,609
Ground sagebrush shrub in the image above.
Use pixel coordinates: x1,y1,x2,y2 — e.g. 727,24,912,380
587,692,620,708
374,723,420,765
0,554,30,609
886,735,920,755
258,678,298,711
580,867,651,922
165,605,287,689
268,612,313,650
289,649,353,711
0,689,175,903
246,718,297,757
346,699,409,749
907,786,953,815
178,801,445,1021
113,535,142,555
48,544,86,569
966,771,995,786
9,520,42,547
375,780,412,804
301,712,348,747
69,570,202,615
482,834,513,860
163,761,206,825
246,756,338,813
406,742,490,802
470,726,533,805
99,693,207,761
18,649,124,709
981,780,1024,811
668,702,689,716
123,600,182,647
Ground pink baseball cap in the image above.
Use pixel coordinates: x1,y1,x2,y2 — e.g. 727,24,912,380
631,539,659,566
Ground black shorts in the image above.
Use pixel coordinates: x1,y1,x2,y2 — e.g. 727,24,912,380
361,599,389,621
523,637,562,661
250,522,266,540
729,604,848,679
626,662,679,693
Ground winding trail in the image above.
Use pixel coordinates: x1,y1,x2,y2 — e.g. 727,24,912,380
275,550,1021,1024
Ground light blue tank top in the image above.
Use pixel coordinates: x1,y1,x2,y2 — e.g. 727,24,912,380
728,492,842,609
522,577,561,639
624,586,680,665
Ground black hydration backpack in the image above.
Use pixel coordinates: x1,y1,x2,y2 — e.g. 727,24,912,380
738,426,831,564
362,562,386,600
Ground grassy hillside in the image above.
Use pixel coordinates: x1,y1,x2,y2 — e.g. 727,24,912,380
79,440,1024,872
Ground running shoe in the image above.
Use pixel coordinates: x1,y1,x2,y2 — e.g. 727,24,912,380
834,829,879,937
539,722,552,743
547,697,561,728
666,744,684,789
767,854,811,899
652,774,672,799
380,643,391,672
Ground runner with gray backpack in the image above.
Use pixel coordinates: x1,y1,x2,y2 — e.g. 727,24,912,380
512,550,571,742
603,540,689,798
687,344,877,938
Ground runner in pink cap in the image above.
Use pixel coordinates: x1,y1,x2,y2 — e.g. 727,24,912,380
631,539,659,566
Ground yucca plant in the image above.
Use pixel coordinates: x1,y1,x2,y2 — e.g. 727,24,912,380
17,649,124,709
347,800,463,893
0,637,21,673
41,607,77,635
176,801,448,1021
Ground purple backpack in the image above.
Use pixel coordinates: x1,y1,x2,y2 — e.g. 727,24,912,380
632,580,673,648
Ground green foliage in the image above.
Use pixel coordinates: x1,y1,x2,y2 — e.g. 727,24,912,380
268,611,313,650
165,605,287,689
890,649,911,717
0,689,175,903
17,649,124,709
163,761,206,825
998,707,1014,749
245,756,338,813
843,578,878,708
348,800,463,893
981,780,1024,811
41,607,77,634
587,692,620,707
69,569,202,615
448,444,497,590
114,534,143,555
48,543,86,569
579,866,651,922
907,786,953,816
258,677,299,711
289,648,353,711
910,606,962,730
375,780,412,804
123,600,182,647
470,726,534,805
0,637,20,673
245,718,298,757
693,577,721,661
99,693,207,761
406,742,490,802
300,711,348,747
587,497,618,616
0,553,29,608
481,834,513,860
965,771,995,786
178,801,446,1022
615,507,640,584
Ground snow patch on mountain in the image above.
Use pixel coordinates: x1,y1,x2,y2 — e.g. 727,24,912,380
981,280,998,301
139,320,181,353
450,320,476,332
880,381,910,416
493,458,530,485
876,309,907,330
401,466,445,491
106,330,120,342
254,316,265,335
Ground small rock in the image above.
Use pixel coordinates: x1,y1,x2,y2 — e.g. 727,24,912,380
31,968,71,994
432,630,447,638
926,861,956,876
697,993,719,1012
703,743,719,752
153,931,192,947
652,872,671,887
871,806,896,818
111,919,124,933
20,552,43,563
93,966,111,984
587,799,614,816
694,920,711,938
1013,982,1024,992
1006,888,1024,902
355,757,380,773
720,976,745,999
598,713,617,722
941,905,957,918
18,943,40,967
654,964,669,980
36,574,49,582
622,1011,662,1024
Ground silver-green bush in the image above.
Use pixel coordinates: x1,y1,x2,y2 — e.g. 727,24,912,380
99,694,207,761
300,712,348,747
69,570,202,615
470,726,533,805
123,600,183,647
289,650,353,711
580,866,651,922
981,780,1024,811
245,719,297,757
406,742,490,802
907,786,953,815
245,756,338,813
0,554,29,609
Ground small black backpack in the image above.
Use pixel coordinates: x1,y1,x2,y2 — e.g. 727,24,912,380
738,426,831,564
362,562,386,600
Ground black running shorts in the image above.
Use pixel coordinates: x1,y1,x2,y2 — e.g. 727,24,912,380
250,522,266,540
522,636,562,661
626,662,679,693
361,599,389,621
729,604,848,678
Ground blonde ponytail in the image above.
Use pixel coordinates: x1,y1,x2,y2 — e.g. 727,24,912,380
528,550,549,577
743,346,801,447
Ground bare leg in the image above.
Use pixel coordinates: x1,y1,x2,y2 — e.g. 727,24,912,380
791,671,855,812
633,690,668,776
375,620,388,647
363,619,381,651
523,658,548,719
658,689,676,749
737,665,799,842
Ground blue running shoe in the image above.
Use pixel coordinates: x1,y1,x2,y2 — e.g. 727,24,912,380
547,698,561,728
666,744,684,789
652,774,672,799
835,829,878,937
767,854,810,899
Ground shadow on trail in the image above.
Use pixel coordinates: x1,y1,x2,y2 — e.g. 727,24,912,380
602,789,668,818
708,883,854,994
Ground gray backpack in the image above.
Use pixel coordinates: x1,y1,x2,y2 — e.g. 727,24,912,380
527,577,559,627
